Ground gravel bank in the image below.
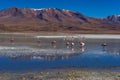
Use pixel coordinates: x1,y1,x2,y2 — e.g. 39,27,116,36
0,69,120,80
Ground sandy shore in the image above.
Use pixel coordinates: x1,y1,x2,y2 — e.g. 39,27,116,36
0,69,120,80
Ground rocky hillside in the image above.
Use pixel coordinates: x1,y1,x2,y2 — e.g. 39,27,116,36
0,7,120,33
107,15,120,22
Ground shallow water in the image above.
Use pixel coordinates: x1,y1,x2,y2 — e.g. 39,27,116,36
0,34,120,72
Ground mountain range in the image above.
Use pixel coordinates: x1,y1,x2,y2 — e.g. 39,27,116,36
0,7,120,33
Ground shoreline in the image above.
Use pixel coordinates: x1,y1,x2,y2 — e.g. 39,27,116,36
0,68,120,80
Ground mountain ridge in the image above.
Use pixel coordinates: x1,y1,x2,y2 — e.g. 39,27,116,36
0,7,120,33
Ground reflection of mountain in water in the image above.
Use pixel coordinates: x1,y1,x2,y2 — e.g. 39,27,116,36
11,52,83,61
0,46,85,61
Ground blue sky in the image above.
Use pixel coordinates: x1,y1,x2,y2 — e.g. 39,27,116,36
0,0,120,18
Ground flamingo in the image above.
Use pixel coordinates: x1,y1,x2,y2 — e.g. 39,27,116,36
10,38,14,43
66,41,70,46
79,42,85,47
71,42,75,47
101,43,107,47
51,40,56,45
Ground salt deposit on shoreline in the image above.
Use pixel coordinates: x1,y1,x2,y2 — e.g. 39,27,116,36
0,33,120,39
35,34,120,39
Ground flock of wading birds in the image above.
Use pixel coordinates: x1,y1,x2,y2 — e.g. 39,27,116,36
9,36,108,48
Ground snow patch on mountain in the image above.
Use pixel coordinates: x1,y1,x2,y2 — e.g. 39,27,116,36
31,8,45,11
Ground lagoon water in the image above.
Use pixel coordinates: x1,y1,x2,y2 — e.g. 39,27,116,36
0,33,120,72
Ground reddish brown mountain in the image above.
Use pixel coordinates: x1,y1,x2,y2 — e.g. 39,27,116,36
0,7,120,33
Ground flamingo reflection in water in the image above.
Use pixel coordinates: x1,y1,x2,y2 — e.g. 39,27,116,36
37,39,41,46
101,42,108,51
10,38,14,44
80,47,85,53
66,41,70,48
51,40,57,48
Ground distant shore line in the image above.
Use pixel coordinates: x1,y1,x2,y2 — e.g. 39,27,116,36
0,33,120,39
35,34,120,39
